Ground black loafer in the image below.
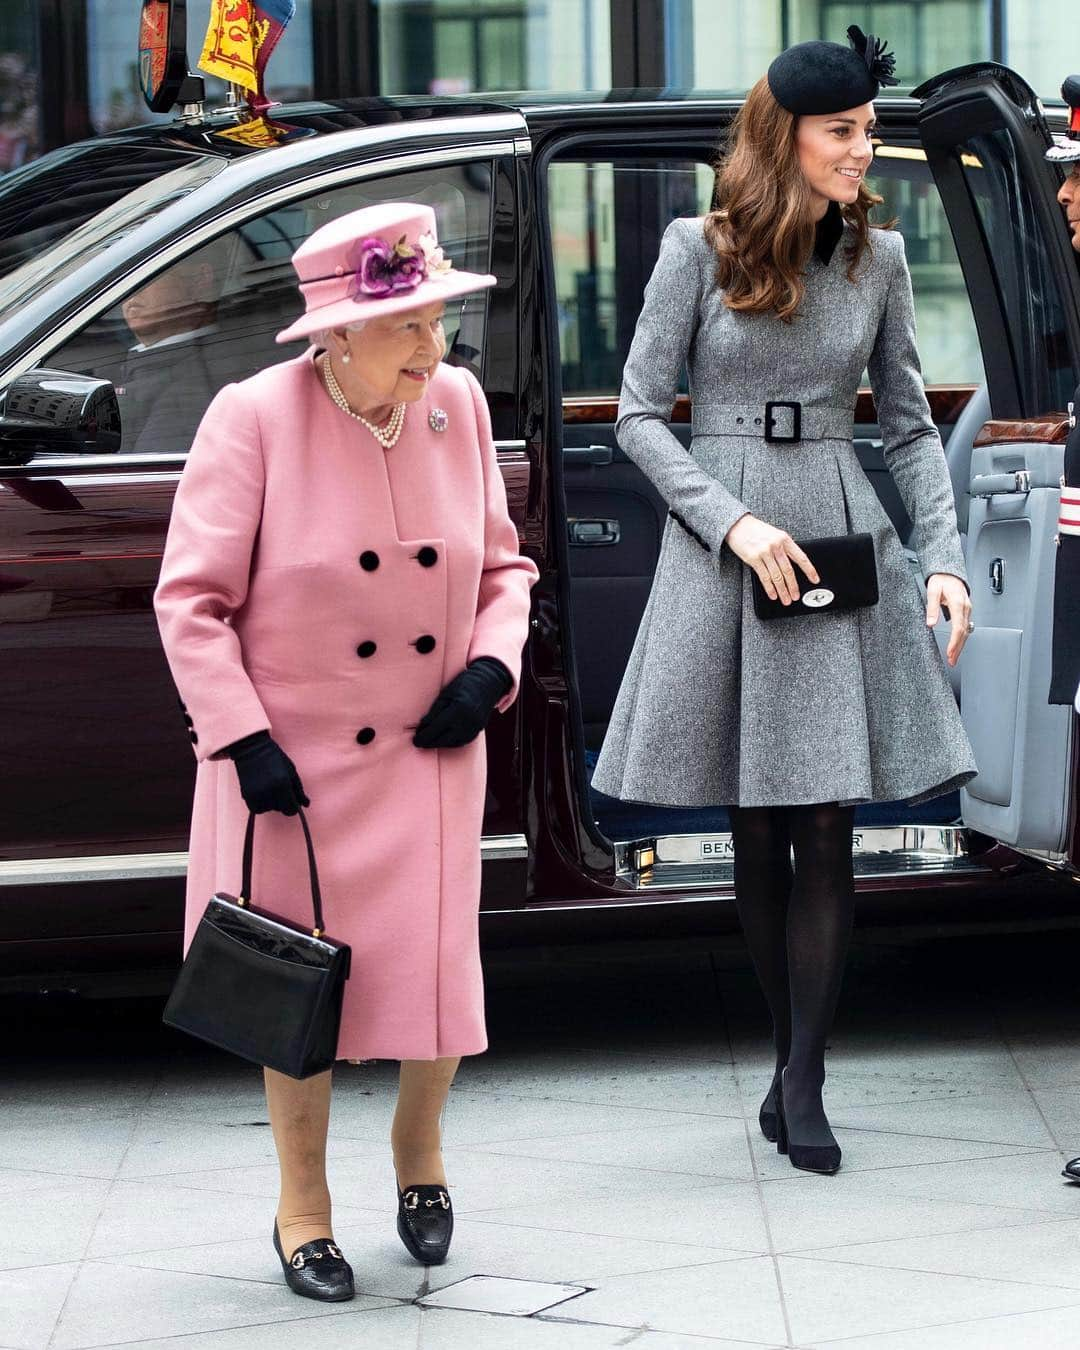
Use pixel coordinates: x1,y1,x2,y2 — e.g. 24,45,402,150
1063,1156,1080,1182
273,1221,355,1301
396,1183,453,1264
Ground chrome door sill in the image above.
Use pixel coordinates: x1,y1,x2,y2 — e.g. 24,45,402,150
0,834,528,886
614,825,981,890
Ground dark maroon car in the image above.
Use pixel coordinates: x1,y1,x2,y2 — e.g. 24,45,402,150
1,64,1079,993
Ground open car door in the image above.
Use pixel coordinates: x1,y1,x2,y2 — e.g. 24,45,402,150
915,63,1080,867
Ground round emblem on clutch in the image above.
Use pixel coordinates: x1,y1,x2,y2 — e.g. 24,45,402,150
802,587,835,609
428,408,449,433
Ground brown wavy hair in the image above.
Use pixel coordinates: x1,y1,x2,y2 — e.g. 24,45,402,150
703,75,890,323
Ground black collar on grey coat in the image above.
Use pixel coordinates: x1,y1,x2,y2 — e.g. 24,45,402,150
814,201,844,265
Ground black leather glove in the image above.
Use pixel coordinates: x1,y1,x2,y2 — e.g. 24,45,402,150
225,730,309,815
413,658,512,749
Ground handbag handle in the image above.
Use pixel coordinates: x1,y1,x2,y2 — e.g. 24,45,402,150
239,807,327,938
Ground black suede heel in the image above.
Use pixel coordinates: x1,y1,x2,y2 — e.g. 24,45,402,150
776,1075,841,1175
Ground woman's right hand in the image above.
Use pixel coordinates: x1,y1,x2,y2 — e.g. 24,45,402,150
724,514,819,606
226,730,310,815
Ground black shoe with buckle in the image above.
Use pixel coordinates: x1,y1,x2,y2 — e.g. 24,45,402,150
1063,1156,1080,1182
272,1221,355,1301
396,1183,454,1264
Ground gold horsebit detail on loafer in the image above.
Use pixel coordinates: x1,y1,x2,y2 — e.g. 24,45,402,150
290,1242,344,1269
403,1189,450,1211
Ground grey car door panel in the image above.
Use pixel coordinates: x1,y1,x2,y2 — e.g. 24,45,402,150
961,442,1071,853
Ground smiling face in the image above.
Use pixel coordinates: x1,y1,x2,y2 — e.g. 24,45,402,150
1058,162,1080,252
332,300,448,412
794,102,877,215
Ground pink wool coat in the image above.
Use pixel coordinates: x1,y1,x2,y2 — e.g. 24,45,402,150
154,349,538,1061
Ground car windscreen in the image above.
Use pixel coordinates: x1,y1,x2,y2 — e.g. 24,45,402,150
0,143,226,319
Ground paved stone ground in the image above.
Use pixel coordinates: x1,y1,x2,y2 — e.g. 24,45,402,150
5,923,1080,1349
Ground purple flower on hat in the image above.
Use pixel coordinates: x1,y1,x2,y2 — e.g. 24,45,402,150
349,233,427,299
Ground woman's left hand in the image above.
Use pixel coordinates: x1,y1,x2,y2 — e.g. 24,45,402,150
926,573,973,668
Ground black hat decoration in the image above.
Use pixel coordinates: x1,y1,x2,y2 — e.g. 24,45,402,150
768,25,900,116
1047,75,1080,163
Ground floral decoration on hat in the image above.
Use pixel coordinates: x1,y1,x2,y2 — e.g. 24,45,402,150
347,230,457,301
846,26,899,87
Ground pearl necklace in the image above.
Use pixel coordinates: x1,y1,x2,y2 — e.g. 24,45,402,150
321,357,406,449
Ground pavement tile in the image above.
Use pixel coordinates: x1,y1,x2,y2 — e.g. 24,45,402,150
419,1274,587,1315
466,1178,769,1254
99,1217,424,1302
807,1215,1080,1289
808,1302,1080,1349
859,1149,1080,1215
748,1126,1038,1181
118,1118,381,1182
455,1054,746,1116
829,1089,1057,1148
0,1118,135,1180
778,1253,1080,1344
760,1171,1069,1253
426,1214,753,1284
48,1260,400,1350
554,1255,788,1343
440,1089,712,1148
0,1261,79,1350
83,1178,376,1260
1006,1037,1080,1089
0,1178,112,1268
421,1309,776,1348
110,1304,421,1350
1031,1088,1080,1157
464,1117,755,1183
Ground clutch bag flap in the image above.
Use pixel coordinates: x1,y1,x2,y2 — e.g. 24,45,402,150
751,532,878,621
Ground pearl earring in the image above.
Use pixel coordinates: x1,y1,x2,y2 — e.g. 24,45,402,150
341,349,351,365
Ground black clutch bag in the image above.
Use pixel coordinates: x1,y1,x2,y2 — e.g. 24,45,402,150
163,807,351,1079
750,532,879,621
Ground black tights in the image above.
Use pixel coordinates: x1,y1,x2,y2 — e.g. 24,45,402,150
728,802,855,1147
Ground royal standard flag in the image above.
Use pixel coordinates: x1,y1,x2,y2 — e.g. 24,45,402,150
198,0,296,110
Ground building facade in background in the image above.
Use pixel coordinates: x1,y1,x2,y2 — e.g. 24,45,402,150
1,1,1074,174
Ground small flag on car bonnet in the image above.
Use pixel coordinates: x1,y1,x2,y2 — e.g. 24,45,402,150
198,0,296,114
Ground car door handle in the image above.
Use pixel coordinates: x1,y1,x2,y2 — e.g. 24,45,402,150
568,517,620,546
971,470,1032,496
564,445,614,466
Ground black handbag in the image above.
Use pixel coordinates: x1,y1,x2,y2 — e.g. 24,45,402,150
163,807,351,1079
750,531,879,620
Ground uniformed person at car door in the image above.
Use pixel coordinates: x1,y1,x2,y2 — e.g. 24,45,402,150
154,204,538,1297
1042,79,1080,1187
1047,76,1080,710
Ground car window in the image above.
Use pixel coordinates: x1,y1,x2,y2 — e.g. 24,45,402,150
45,158,495,456
548,146,984,403
951,127,1073,410
549,157,715,400
866,145,985,388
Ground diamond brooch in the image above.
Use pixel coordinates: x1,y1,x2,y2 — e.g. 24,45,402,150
428,408,449,433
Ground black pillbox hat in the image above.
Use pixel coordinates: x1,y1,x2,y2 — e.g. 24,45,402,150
767,26,899,115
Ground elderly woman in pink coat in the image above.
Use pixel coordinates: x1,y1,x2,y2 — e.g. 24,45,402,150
154,203,538,1302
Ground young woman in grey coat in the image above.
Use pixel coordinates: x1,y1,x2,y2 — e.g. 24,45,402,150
592,30,977,1174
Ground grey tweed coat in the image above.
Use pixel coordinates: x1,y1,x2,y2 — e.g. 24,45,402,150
591,216,978,808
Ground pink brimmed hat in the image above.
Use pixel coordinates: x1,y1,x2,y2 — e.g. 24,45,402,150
275,202,496,345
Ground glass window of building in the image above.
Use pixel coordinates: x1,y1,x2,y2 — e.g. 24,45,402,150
377,0,611,95
0,3,39,171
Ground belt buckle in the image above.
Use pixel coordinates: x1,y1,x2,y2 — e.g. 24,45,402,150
764,400,801,443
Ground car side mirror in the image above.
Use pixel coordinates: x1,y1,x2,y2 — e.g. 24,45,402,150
0,369,122,466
